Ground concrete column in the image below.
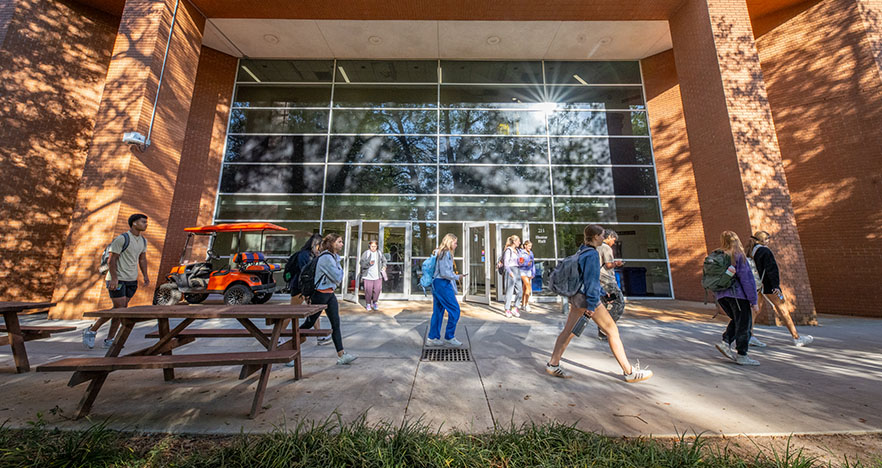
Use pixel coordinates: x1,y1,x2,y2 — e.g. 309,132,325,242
52,0,204,318
670,0,817,324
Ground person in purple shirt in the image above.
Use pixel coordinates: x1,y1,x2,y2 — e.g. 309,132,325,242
713,231,761,366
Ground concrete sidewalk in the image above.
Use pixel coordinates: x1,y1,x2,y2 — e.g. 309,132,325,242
0,299,879,437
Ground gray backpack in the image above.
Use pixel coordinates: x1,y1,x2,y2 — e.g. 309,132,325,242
548,247,594,297
98,233,130,275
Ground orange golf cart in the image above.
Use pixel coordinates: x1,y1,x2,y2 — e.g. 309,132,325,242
153,223,286,306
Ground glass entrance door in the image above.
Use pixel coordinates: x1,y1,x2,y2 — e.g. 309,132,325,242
464,222,491,304
342,220,362,302
495,223,528,302
379,222,411,299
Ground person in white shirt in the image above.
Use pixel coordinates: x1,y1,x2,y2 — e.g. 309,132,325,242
359,240,387,311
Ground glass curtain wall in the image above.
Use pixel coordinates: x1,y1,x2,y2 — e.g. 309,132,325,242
215,59,672,297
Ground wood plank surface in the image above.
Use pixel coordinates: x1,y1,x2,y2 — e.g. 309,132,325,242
0,325,76,333
83,304,325,320
36,349,300,372
144,328,332,338
0,302,56,313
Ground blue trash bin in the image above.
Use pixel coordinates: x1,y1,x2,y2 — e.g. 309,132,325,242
622,267,647,296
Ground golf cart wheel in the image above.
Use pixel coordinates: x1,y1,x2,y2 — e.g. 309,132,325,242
184,293,209,304
251,292,273,304
154,283,182,306
223,284,253,305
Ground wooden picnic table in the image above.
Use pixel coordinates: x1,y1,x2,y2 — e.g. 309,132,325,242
0,301,74,373
37,303,325,419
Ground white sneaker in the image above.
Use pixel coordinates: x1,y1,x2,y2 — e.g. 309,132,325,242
525,304,532,312
715,340,735,361
426,338,443,347
624,363,653,383
511,308,521,318
504,310,512,318
317,336,333,346
749,336,767,347
365,304,372,311
735,354,760,366
546,363,572,379
336,352,358,365
443,337,463,347
372,302,379,310
794,335,814,347
82,329,96,349
103,338,114,349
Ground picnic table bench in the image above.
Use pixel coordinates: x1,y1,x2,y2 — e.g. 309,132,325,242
37,303,325,419
1,301,75,373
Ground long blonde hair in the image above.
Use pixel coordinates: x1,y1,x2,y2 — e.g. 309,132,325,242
719,231,746,265
746,230,771,258
504,235,520,250
437,233,458,258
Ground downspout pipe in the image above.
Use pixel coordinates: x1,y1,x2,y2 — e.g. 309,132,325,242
144,0,181,148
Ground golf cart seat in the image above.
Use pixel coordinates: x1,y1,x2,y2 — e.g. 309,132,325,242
233,252,280,272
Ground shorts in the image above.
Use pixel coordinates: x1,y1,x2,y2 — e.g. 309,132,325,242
519,270,533,278
568,292,600,311
107,280,138,299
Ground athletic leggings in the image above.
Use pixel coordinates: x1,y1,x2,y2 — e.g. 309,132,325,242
302,291,343,352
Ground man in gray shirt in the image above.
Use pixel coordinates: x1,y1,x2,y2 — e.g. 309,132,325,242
82,214,149,349
598,229,625,340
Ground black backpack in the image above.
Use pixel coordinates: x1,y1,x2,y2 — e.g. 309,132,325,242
283,251,308,293
548,247,595,297
298,252,331,299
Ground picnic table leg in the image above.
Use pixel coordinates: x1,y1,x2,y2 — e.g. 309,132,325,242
293,317,302,380
3,311,29,373
249,318,284,419
157,318,175,381
75,319,135,419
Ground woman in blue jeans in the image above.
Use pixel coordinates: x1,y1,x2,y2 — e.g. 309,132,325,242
427,233,466,347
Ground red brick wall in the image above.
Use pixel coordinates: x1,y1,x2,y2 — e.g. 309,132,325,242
0,0,117,303
670,0,817,324
51,0,204,318
754,0,882,316
0,0,16,45
641,50,708,302
157,46,237,281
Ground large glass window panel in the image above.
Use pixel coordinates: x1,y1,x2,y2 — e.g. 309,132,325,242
441,61,542,84
617,261,672,297
233,85,331,107
333,84,437,108
556,224,666,259
225,136,328,163
548,111,649,136
211,222,320,259
412,222,438,257
325,165,436,194
215,195,323,220
527,223,555,258
328,136,436,164
335,60,438,83
554,197,661,223
553,166,657,196
440,165,551,195
219,165,325,194
544,86,645,110
237,60,335,83
440,85,545,108
439,196,552,221
549,137,653,165
544,61,642,85
441,110,545,135
332,109,436,134
440,136,548,165
438,223,464,262
323,195,436,220
229,109,329,134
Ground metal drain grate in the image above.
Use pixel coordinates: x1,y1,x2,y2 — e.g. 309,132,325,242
421,347,472,362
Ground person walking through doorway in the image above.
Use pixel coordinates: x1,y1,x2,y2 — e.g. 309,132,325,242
519,240,535,313
83,214,149,349
360,240,387,311
503,235,523,318
546,224,653,383
712,231,761,366
597,229,625,341
747,231,813,347
427,234,467,347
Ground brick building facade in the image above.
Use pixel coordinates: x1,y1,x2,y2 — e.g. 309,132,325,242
1,0,879,320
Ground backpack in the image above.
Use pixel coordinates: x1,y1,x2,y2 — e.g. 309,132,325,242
496,247,513,276
701,249,736,292
548,247,594,297
298,251,332,299
419,254,437,289
98,232,131,275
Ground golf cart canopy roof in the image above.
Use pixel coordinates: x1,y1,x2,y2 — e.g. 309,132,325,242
184,223,288,234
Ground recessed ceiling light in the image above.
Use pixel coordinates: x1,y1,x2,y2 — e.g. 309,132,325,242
486,35,501,45
263,34,279,44
369,36,382,45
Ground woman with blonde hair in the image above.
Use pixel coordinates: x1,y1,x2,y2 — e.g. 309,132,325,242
712,231,760,366
746,231,813,347
502,235,523,318
427,234,467,347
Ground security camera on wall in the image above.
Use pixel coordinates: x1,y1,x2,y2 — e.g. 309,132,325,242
122,131,148,151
